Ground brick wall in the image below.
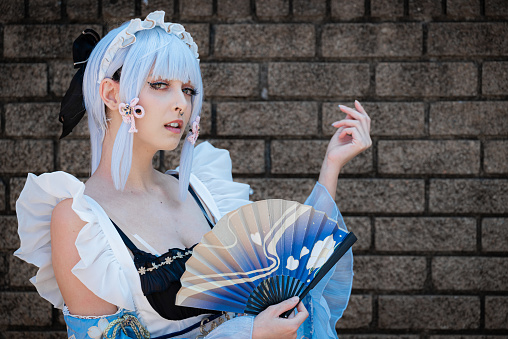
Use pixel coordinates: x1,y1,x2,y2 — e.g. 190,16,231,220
1,0,507,337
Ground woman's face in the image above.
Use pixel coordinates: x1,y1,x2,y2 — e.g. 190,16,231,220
132,77,197,152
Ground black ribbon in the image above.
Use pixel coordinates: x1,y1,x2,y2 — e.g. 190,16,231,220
59,28,101,139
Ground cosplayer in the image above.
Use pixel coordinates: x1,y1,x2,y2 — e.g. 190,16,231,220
14,11,371,339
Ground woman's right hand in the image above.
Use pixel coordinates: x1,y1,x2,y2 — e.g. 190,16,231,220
252,296,309,339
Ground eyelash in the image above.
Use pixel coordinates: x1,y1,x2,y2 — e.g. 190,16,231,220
147,81,198,96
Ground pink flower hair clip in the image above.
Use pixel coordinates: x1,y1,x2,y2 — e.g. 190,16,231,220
118,98,145,133
187,116,200,145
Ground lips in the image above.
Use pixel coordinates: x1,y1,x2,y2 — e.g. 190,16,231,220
164,119,183,129
164,119,183,134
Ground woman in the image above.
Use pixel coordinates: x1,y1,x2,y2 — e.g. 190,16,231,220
14,11,371,339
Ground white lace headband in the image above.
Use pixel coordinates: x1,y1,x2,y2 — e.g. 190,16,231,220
97,10,199,83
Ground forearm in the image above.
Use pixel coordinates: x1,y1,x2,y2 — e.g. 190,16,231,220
317,157,341,201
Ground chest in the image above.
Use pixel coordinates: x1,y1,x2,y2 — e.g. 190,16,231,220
99,190,214,254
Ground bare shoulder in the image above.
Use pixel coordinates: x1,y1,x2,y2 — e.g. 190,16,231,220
51,198,117,316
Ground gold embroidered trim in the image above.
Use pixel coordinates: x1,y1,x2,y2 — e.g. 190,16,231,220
137,249,193,275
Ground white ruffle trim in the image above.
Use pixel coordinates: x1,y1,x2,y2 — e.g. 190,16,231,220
14,172,135,311
98,10,199,82
171,141,252,220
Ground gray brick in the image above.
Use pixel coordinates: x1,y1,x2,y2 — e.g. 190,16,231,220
379,296,480,329
371,0,404,18
485,0,508,17
200,102,212,136
376,63,477,97
5,103,61,137
336,179,425,213
180,0,213,19
0,216,19,250
376,217,476,252
141,0,174,18
447,0,481,18
215,25,315,58
217,102,318,136
378,140,480,175
354,256,426,290
0,180,5,212
67,0,98,20
430,179,508,214
217,0,251,19
409,0,442,20
484,141,508,174
0,64,47,98
271,140,373,174
331,0,364,20
336,295,372,329
323,102,425,137
322,24,422,58
59,139,90,175
269,63,370,98
8,256,37,287
483,62,508,95
0,1,25,22
1,140,53,173
10,178,26,211
343,217,371,251
433,257,508,291
429,336,507,339
201,63,259,97
429,23,508,57
255,0,289,18
293,0,326,19
185,24,210,58
205,139,265,174
0,292,52,326
29,0,60,21
49,61,76,97
485,296,508,329
430,102,508,136
4,333,66,339
102,0,134,19
239,178,316,202
482,218,508,252
4,25,102,58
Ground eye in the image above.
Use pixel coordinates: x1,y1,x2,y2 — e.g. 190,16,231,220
147,81,169,90
182,87,198,96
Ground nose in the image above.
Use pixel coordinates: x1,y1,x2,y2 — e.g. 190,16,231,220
171,86,188,115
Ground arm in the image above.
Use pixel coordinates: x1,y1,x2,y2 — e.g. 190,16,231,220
317,100,372,200
51,199,118,316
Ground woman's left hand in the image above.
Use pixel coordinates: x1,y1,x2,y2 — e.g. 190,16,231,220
326,100,372,171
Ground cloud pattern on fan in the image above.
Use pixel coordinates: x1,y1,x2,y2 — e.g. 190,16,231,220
176,199,350,314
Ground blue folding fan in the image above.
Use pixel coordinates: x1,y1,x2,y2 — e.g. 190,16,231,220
176,199,356,317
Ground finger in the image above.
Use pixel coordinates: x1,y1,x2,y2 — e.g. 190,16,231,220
287,301,308,326
339,104,370,135
338,127,360,141
354,100,371,130
332,119,361,129
268,296,299,316
333,119,367,140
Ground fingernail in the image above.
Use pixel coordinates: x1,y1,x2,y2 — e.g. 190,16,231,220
291,296,299,301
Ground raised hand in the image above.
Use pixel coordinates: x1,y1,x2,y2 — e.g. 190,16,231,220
317,100,372,199
327,100,372,170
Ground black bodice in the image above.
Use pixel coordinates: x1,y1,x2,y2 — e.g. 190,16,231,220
112,175,220,320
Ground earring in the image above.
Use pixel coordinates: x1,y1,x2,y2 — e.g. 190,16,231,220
187,116,200,145
179,109,184,117
119,98,145,133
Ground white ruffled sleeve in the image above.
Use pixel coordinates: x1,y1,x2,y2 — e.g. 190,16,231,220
171,141,252,221
14,172,135,311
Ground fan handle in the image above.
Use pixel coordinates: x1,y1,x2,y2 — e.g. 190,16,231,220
280,232,357,318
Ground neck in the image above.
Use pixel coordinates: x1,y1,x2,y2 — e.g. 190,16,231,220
94,124,159,193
